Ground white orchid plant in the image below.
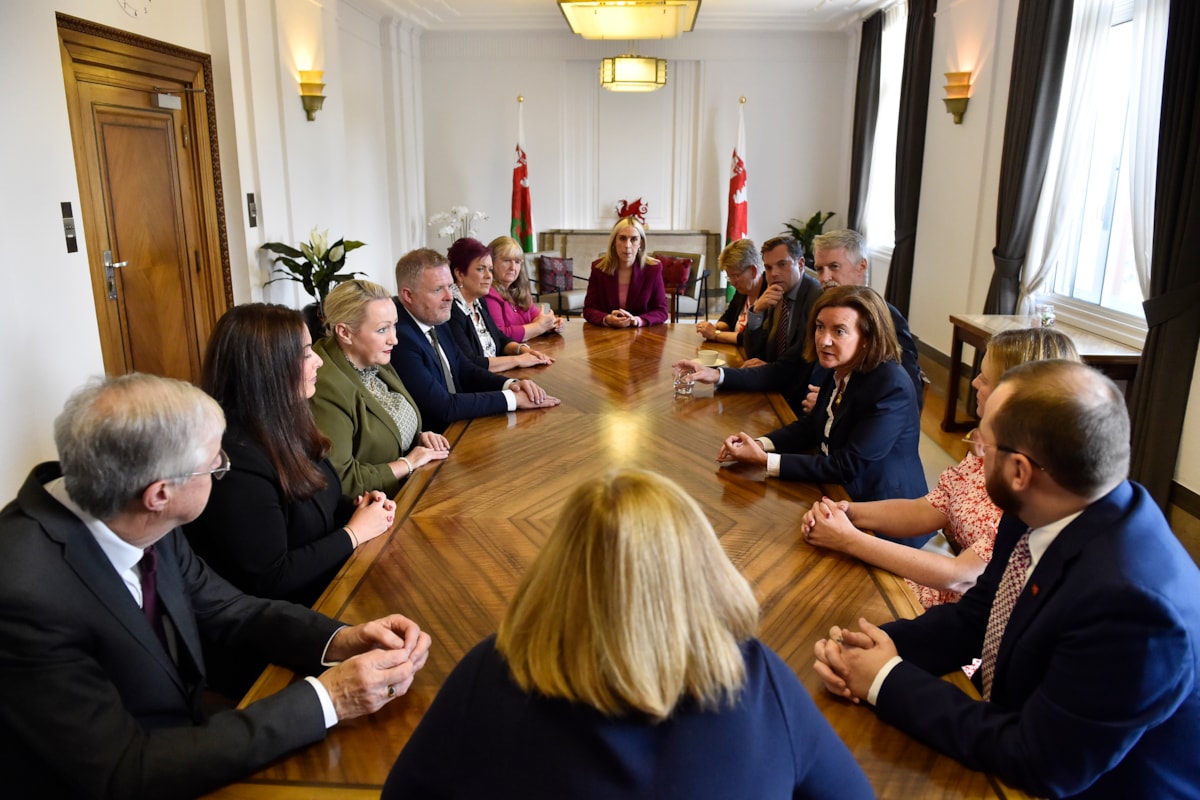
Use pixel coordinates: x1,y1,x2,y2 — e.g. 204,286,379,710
261,226,365,305
428,206,488,242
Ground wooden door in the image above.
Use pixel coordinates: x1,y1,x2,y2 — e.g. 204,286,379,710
58,15,231,382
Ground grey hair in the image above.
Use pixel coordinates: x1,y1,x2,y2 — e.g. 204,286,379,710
718,239,762,275
812,228,867,269
54,373,225,519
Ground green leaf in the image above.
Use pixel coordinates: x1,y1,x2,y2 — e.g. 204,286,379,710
261,242,304,258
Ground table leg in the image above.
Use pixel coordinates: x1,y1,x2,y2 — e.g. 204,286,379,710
942,327,965,431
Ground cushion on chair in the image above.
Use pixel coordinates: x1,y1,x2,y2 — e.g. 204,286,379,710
657,255,693,292
538,256,574,292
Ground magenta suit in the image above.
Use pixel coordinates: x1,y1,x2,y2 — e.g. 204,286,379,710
582,258,669,326
483,287,539,342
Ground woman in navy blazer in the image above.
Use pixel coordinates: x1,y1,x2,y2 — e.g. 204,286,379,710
582,216,670,327
717,285,929,546
382,470,872,800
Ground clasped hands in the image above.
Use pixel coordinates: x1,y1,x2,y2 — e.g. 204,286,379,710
716,431,768,467
317,614,433,721
604,308,640,328
812,618,897,705
512,379,561,409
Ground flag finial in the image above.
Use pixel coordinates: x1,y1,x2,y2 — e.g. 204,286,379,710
518,95,524,103
739,96,746,104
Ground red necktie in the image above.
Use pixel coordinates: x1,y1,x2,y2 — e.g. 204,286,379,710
980,529,1032,701
139,546,169,649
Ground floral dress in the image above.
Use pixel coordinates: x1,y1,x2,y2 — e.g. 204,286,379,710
906,452,1000,608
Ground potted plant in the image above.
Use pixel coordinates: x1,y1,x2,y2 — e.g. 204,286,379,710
262,227,365,339
782,211,835,267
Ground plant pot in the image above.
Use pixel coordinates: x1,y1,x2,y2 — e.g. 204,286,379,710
302,303,326,342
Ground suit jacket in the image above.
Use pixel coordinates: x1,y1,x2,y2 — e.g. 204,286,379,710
310,336,424,498
723,297,924,412
184,427,353,606
0,463,342,799
763,360,927,505
483,287,539,343
877,481,1200,798
390,301,509,433
741,271,822,363
716,275,767,346
382,636,873,800
447,297,515,370
582,259,670,326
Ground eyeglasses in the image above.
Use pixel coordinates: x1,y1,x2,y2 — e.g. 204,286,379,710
172,448,232,482
961,432,1046,471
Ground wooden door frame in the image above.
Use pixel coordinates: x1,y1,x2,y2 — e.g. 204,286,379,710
58,13,232,376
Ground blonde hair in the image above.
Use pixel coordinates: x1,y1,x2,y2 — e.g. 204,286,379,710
321,279,392,335
497,470,758,721
986,327,1080,376
489,235,533,310
596,217,651,276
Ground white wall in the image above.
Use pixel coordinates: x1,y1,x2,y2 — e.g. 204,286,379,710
0,0,1195,500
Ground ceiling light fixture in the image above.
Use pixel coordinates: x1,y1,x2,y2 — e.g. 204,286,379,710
560,0,700,40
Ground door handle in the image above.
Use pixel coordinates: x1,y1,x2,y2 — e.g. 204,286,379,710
103,249,128,300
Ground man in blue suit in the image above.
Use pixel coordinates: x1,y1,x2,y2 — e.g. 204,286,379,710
391,248,559,432
814,360,1200,799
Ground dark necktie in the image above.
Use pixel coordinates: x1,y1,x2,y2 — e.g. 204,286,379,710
139,545,169,649
980,529,1033,701
427,328,457,394
774,297,791,360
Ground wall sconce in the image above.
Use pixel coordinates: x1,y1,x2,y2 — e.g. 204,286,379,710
943,71,971,124
298,70,326,121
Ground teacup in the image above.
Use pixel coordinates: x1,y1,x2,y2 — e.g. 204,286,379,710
697,349,720,366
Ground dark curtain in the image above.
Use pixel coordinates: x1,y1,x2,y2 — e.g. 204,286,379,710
1129,0,1200,509
984,0,1074,314
884,0,935,318
847,11,883,233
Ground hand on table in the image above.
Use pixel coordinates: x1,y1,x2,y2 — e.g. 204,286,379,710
347,491,396,544
801,496,855,550
513,379,561,409
716,432,768,466
696,320,719,340
813,619,897,704
319,614,433,720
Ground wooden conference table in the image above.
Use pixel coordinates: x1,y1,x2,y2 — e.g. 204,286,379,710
942,313,1142,432
206,323,1022,800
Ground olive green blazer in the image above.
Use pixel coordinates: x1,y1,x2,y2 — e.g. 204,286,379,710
310,336,422,498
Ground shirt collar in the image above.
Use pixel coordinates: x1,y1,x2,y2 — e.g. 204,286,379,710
45,476,144,575
1027,509,1084,571
403,306,435,336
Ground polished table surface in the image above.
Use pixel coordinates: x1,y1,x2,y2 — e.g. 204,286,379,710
206,323,1021,800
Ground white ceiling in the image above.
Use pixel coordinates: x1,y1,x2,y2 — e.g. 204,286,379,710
360,0,892,34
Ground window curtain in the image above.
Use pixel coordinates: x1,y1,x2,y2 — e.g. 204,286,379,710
1129,0,1200,510
883,0,935,318
1019,0,1114,313
1127,0,1170,300
984,0,1075,314
846,11,883,234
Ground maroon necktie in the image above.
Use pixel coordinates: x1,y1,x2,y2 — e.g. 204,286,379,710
980,529,1032,701
139,546,169,649
774,297,791,360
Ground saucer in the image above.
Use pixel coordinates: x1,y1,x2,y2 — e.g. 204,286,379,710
701,357,726,368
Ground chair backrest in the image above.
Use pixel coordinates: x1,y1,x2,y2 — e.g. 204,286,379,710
523,250,559,289
651,251,705,299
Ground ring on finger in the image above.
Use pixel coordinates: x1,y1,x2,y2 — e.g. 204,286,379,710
387,685,395,698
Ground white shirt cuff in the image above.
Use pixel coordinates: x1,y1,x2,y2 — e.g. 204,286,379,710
303,676,338,728
715,368,725,386
502,389,517,411
867,655,903,705
766,452,781,476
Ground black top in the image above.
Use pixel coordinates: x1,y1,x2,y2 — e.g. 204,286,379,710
446,297,515,369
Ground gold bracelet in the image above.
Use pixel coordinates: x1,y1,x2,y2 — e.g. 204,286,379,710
345,525,359,548
400,456,414,475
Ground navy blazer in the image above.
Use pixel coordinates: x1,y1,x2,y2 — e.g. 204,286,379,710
0,463,341,798
763,359,928,530
741,271,823,363
446,298,515,370
582,260,670,326
391,300,509,433
382,636,873,800
878,481,1200,798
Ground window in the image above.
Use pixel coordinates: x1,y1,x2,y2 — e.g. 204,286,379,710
1049,4,1140,317
862,2,907,257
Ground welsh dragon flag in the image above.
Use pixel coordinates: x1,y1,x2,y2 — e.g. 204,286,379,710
511,99,534,252
725,101,748,299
